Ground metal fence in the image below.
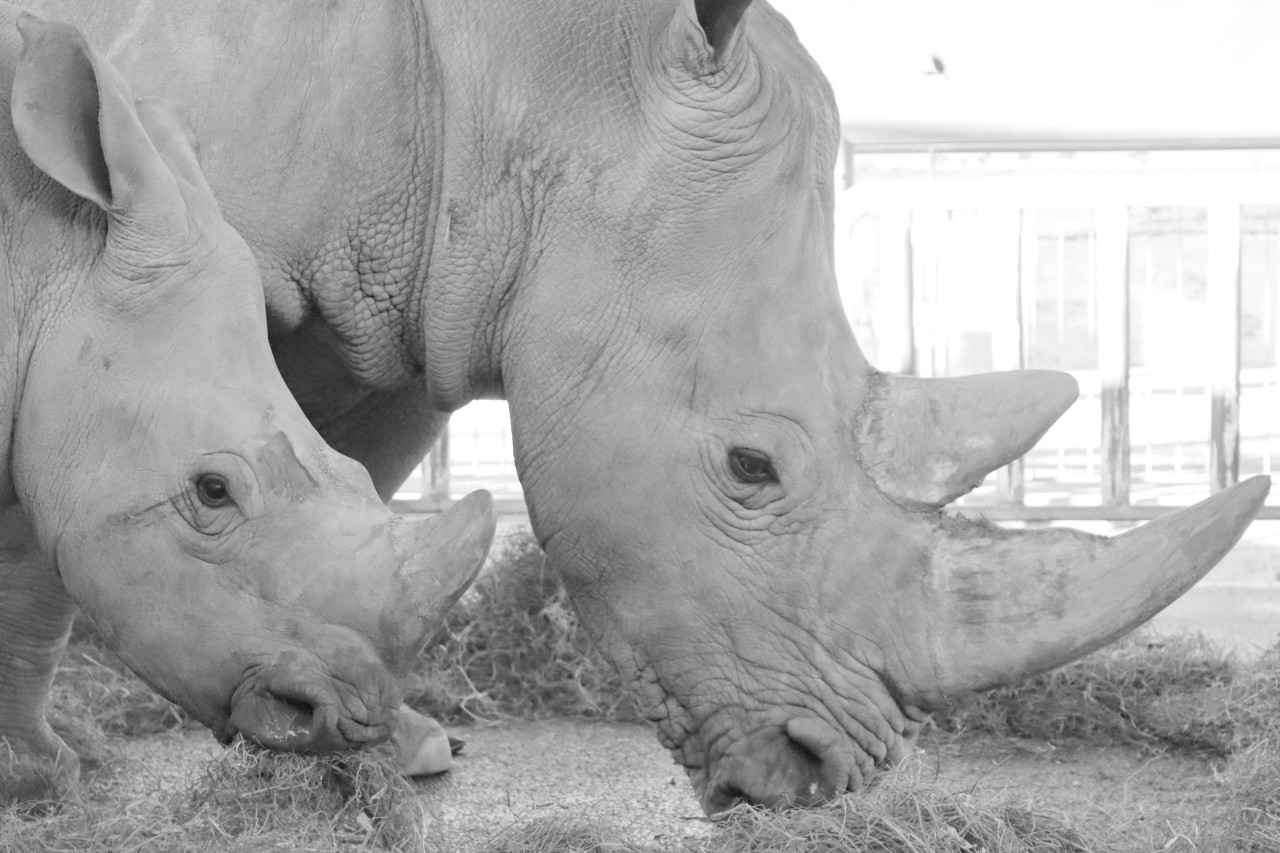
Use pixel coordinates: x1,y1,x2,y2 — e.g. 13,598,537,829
839,158,1280,519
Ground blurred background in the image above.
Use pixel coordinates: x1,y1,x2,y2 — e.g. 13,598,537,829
395,0,1280,521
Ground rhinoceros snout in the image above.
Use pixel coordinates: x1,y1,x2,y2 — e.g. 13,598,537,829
702,717,900,815
223,663,399,754
704,737,833,814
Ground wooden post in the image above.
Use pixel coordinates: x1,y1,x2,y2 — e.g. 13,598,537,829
1207,203,1242,491
1095,207,1131,507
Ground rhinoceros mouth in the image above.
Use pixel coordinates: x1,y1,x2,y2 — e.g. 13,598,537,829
646,656,931,816
687,710,925,815
221,665,397,753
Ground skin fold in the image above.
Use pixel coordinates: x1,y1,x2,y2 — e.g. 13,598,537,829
13,0,1269,812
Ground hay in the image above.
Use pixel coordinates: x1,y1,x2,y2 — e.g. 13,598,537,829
0,740,427,853
481,814,652,852
47,636,189,769
1209,737,1280,852
476,780,1112,853
175,740,427,850
703,788,1100,853
407,531,640,724
936,631,1278,758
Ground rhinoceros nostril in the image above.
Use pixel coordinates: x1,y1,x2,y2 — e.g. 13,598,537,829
270,693,316,732
705,781,749,815
781,744,834,808
227,684,339,753
704,733,835,815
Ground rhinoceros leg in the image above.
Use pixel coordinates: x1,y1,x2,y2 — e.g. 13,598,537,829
0,508,79,803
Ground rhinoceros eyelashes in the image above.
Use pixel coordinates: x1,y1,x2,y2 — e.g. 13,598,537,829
196,473,232,509
728,448,777,485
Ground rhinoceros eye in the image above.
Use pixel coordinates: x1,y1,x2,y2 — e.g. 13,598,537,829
729,448,777,484
196,473,232,508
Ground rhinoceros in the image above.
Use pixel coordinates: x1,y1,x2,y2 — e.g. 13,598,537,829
21,0,1270,813
0,11,496,803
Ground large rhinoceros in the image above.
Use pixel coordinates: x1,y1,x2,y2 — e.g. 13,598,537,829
0,11,496,803
24,0,1270,813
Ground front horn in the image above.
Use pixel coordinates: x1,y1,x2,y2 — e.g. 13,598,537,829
395,489,496,640
915,475,1270,704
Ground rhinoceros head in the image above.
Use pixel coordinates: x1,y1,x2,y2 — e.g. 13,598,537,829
6,16,493,753
488,0,1271,813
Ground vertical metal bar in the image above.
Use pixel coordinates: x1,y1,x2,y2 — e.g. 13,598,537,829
910,210,942,377
429,430,451,502
1095,207,1131,507
881,209,916,375
1056,213,1067,347
1208,203,1242,491
841,139,855,190
1021,209,1040,366
902,215,917,377
1142,217,1155,479
1173,209,1185,479
1270,215,1280,478
999,209,1033,504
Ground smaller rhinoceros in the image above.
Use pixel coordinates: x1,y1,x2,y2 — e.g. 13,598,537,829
0,11,494,803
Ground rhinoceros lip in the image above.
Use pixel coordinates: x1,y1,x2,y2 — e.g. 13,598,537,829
229,690,332,751
221,670,394,753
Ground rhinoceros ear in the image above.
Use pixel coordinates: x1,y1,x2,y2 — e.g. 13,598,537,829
666,0,753,71
12,13,182,225
693,0,752,55
133,96,223,225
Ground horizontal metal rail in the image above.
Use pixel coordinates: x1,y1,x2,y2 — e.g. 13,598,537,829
389,496,530,517
845,137,1280,155
957,504,1280,522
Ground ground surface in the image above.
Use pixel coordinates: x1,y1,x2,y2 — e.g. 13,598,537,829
87,719,1228,852
29,521,1279,851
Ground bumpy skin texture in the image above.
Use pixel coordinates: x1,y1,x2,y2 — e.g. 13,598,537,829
19,0,1270,813
0,7,492,803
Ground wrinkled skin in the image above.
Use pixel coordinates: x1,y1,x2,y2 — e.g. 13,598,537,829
0,9,492,803
21,0,1270,812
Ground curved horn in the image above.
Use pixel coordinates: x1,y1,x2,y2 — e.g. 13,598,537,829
916,475,1270,704
395,489,496,635
857,370,1078,509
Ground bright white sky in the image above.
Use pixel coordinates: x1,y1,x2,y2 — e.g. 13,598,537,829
769,0,1280,141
